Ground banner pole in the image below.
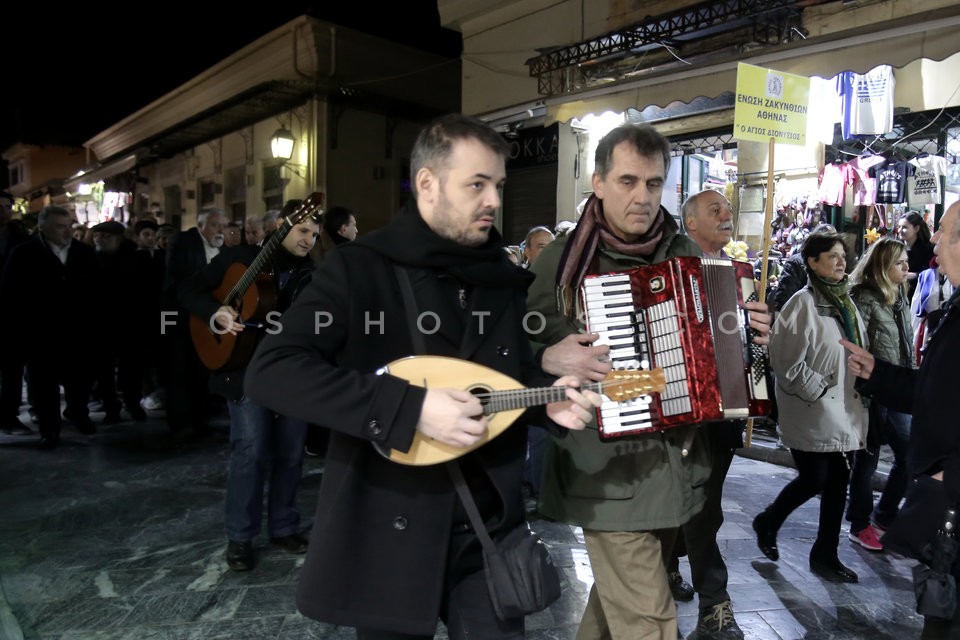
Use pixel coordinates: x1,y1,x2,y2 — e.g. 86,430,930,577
745,136,776,448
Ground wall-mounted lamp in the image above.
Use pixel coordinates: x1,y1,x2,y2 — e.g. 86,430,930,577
270,128,295,161
270,128,305,178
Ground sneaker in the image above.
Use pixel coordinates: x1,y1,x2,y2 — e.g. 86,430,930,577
848,525,883,551
668,570,694,602
141,394,164,411
694,601,744,640
871,520,888,534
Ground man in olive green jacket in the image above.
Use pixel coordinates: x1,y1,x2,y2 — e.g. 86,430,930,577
527,124,770,640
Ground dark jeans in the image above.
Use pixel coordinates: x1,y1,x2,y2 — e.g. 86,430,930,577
761,449,851,559
224,398,308,541
356,569,523,640
846,403,912,533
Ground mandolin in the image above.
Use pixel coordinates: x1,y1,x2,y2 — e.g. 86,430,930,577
190,192,324,371
373,355,666,466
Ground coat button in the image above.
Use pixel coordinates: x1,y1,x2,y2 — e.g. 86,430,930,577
497,346,510,357
393,516,408,530
367,419,382,436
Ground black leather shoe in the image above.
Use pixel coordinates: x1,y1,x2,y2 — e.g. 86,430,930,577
809,556,858,583
270,533,308,554
129,407,148,422
38,435,60,450
226,540,254,571
668,570,695,602
752,513,779,561
101,413,122,426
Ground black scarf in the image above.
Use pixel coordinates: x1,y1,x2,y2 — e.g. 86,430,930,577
358,199,533,290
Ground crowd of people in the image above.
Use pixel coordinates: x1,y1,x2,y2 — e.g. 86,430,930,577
0,114,957,639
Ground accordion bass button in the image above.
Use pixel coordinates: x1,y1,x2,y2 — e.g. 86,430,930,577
497,346,510,357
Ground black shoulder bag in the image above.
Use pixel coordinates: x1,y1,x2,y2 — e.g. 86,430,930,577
393,265,562,620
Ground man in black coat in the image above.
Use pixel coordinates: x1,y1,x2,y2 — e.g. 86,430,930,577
843,200,960,638
0,205,100,448
0,191,32,434
162,209,227,436
244,114,599,638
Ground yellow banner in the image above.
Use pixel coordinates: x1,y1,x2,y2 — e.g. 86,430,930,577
734,63,810,146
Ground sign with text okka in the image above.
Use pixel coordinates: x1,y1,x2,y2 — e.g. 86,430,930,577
734,63,809,146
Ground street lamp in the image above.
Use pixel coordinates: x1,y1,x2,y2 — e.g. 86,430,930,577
269,128,305,179
270,128,295,161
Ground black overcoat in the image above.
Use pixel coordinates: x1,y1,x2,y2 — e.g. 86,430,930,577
860,291,960,501
244,230,548,634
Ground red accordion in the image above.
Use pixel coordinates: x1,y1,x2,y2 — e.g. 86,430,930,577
580,256,771,440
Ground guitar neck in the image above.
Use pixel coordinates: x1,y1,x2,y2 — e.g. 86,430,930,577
481,381,605,415
222,232,285,304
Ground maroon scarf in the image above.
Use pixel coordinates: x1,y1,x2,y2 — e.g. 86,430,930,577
556,194,669,317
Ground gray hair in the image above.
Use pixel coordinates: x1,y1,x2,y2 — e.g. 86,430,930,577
198,208,226,227
38,205,71,227
594,124,671,179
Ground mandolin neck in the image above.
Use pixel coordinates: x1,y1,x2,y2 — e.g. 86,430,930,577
481,381,605,415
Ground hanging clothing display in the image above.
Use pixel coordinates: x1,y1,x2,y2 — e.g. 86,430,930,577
817,161,854,206
848,154,886,207
869,159,912,204
836,65,896,139
908,154,949,205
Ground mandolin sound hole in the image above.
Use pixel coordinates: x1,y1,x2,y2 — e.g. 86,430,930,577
467,385,494,413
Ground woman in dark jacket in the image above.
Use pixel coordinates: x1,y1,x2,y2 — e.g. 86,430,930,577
899,211,935,301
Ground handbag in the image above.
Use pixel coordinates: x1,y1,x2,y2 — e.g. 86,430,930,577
880,475,951,562
912,508,959,620
448,461,562,620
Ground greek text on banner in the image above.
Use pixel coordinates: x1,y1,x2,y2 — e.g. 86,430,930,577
734,62,810,146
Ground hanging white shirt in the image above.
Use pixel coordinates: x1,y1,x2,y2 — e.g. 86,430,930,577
908,154,948,205
837,65,895,138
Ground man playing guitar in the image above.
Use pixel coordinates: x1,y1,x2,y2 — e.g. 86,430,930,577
178,198,322,571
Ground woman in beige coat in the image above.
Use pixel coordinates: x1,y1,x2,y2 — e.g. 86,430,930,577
753,230,868,583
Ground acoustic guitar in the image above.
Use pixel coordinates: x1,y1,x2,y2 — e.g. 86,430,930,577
190,192,325,371
373,355,666,466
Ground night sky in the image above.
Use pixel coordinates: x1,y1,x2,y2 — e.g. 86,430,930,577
1,2,461,152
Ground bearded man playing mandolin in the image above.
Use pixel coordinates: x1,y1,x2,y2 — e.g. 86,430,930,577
244,114,604,639
178,198,323,572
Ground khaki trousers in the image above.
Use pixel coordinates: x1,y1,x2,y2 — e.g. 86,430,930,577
577,529,678,640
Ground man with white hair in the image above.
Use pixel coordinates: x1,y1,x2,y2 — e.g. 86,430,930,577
682,190,734,257
163,208,228,438
669,190,746,639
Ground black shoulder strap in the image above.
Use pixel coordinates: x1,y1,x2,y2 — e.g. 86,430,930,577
394,263,496,548
392,264,427,356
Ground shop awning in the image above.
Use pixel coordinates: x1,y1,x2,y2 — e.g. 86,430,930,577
63,154,137,191
545,7,960,125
